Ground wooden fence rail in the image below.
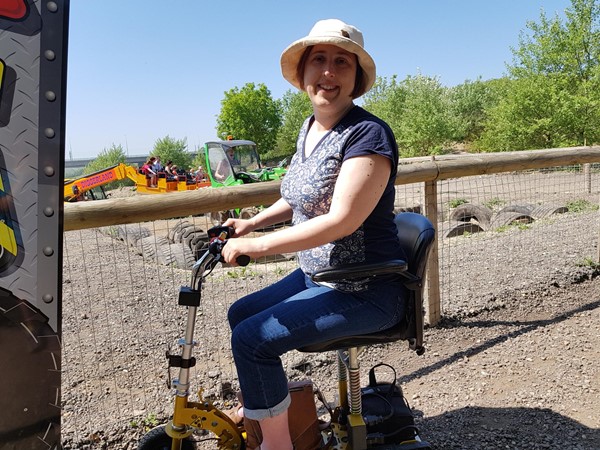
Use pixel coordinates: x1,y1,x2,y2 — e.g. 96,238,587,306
64,146,600,231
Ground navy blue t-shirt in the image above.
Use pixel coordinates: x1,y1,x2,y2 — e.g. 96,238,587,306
281,106,404,291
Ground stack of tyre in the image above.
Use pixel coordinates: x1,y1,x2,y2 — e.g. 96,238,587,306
114,221,208,269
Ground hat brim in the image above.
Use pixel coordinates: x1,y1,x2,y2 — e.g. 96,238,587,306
280,36,376,99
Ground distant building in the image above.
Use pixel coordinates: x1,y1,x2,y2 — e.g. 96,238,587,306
65,153,199,171
65,155,146,170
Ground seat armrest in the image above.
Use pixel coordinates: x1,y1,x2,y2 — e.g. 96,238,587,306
311,259,408,283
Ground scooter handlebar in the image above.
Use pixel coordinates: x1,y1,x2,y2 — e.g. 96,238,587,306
206,225,250,266
235,254,251,266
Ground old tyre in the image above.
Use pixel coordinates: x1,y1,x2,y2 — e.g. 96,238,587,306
137,426,194,450
183,229,207,250
449,204,493,231
167,220,191,243
167,243,196,269
239,206,260,220
116,224,151,247
192,237,210,260
210,210,236,226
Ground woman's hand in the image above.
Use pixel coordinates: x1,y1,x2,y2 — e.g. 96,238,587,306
222,217,255,237
221,218,260,265
221,236,263,266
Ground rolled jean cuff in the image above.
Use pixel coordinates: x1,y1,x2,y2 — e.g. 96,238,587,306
243,392,291,421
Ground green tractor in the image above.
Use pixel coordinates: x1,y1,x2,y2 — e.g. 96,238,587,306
202,140,287,224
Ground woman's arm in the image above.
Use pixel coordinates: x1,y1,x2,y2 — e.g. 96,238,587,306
222,154,391,264
223,197,293,237
214,159,228,181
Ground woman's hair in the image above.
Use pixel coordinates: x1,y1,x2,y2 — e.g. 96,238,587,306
295,47,312,91
296,46,364,98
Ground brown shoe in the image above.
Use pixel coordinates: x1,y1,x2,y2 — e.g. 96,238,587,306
223,404,243,425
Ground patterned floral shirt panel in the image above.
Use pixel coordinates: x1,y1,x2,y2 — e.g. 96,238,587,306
280,106,402,292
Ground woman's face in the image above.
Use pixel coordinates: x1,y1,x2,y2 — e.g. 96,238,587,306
303,44,357,111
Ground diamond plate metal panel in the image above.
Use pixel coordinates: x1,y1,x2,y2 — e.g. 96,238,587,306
0,1,67,448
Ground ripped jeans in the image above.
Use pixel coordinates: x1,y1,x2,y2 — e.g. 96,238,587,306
227,268,408,420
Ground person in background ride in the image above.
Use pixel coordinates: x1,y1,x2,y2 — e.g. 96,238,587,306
169,164,180,181
214,147,239,182
221,19,405,450
152,156,164,173
141,157,158,187
175,165,188,178
164,160,176,180
187,166,198,184
195,165,206,182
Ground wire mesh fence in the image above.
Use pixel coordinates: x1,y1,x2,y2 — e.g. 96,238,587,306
61,162,599,448
394,166,598,317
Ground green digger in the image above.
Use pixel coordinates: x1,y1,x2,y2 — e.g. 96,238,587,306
202,139,287,224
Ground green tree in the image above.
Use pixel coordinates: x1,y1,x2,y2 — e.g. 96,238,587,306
479,0,600,150
448,78,495,144
395,75,456,157
362,75,407,135
510,0,600,81
364,75,456,157
151,136,193,171
273,90,312,162
216,83,282,157
83,144,132,189
477,75,577,151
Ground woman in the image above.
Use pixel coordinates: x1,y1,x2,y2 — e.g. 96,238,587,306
141,158,157,187
222,19,406,449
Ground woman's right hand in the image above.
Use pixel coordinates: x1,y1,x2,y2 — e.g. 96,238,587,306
222,218,254,237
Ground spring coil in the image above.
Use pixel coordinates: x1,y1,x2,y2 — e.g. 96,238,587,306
348,365,362,415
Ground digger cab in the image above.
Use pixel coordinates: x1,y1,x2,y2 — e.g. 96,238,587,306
203,140,285,187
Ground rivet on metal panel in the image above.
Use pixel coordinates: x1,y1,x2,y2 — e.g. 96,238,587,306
44,166,55,177
44,207,54,217
46,2,58,13
44,127,55,138
42,294,54,303
43,246,54,256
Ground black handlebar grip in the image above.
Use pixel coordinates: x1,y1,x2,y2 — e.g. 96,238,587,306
227,226,236,238
236,255,251,266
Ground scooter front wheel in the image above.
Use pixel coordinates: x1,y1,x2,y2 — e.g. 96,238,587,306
137,425,195,450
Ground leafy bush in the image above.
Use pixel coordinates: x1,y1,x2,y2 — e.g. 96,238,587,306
82,144,133,189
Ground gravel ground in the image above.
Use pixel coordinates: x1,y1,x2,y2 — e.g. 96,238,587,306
60,193,600,450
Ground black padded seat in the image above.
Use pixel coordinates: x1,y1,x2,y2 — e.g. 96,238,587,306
299,212,435,354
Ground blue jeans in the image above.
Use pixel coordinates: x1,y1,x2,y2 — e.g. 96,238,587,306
227,268,408,420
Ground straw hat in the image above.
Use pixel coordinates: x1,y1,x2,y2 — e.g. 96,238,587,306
280,19,376,98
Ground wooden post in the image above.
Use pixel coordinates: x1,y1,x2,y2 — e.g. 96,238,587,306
582,163,599,262
423,179,441,326
584,163,591,194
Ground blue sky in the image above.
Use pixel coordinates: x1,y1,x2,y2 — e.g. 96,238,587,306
65,0,571,159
